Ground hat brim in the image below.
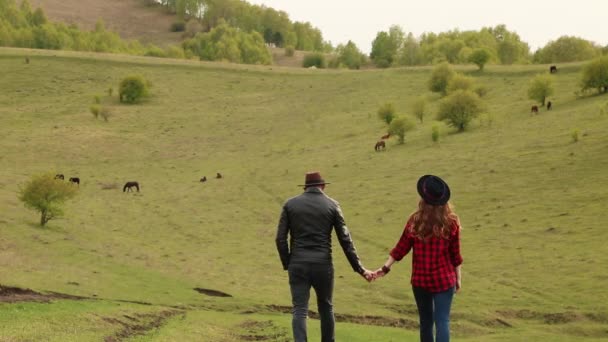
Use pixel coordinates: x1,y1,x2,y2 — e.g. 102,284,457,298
417,175,450,206
298,181,331,187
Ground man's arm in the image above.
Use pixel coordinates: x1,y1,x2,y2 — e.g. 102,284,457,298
275,204,290,270
333,203,365,275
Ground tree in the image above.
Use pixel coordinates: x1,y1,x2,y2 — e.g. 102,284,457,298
19,173,78,226
428,62,455,95
388,116,415,144
411,96,427,123
370,26,404,68
469,48,491,70
437,90,483,131
335,40,366,69
119,75,149,103
534,36,600,63
377,103,396,125
527,74,554,106
580,57,608,94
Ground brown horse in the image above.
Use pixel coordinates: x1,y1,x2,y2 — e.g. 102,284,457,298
54,174,64,180
216,173,222,179
381,133,391,140
375,140,386,151
531,105,539,114
123,181,140,192
200,176,207,182
69,177,80,186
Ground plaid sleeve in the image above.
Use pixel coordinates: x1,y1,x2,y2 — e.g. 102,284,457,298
449,222,463,267
390,219,414,261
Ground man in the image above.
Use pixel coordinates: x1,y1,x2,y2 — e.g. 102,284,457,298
276,171,373,342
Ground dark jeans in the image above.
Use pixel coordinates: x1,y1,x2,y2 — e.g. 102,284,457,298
288,263,334,342
412,286,455,342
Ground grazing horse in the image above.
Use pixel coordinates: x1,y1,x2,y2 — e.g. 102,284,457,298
546,101,552,110
200,176,207,182
550,65,557,73
55,174,64,180
374,140,386,151
216,173,222,179
531,105,539,114
381,133,391,140
69,177,80,186
123,181,139,192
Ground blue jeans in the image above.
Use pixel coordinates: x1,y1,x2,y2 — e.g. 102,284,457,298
412,286,455,342
288,263,334,342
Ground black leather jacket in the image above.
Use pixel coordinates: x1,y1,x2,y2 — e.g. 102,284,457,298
275,187,364,274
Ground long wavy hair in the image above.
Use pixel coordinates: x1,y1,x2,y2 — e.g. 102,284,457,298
410,199,460,240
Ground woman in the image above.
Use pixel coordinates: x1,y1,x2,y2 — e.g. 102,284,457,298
374,175,462,342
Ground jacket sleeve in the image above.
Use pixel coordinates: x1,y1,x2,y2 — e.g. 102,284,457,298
333,202,364,274
275,203,290,270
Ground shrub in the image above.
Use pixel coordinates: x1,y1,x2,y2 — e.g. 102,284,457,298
94,95,101,104
145,45,167,58
108,87,113,97
429,62,456,96
303,52,326,68
474,85,488,97
528,74,554,106
388,116,415,144
99,107,112,122
170,20,186,32
165,45,185,59
447,73,475,94
437,90,483,132
119,75,148,104
431,125,440,142
580,57,608,94
90,104,100,118
571,129,579,143
285,46,295,57
411,96,427,123
377,103,396,125
19,173,78,226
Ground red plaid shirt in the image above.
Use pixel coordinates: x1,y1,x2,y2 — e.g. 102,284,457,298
390,217,463,293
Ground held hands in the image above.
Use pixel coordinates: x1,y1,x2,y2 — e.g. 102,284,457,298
359,267,390,282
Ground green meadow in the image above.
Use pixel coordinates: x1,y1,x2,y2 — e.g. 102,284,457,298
1,47,607,341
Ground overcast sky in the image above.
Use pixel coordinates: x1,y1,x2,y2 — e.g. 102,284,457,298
247,0,608,53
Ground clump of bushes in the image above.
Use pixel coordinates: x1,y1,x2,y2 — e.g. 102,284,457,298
377,103,396,125
303,52,326,68
119,75,149,104
90,105,101,118
285,46,295,57
170,20,186,32
571,129,579,143
432,125,440,142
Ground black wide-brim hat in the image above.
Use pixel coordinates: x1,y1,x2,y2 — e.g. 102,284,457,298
417,175,450,206
299,171,331,187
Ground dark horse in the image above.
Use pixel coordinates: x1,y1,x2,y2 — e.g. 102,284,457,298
55,174,64,180
69,177,80,185
531,105,539,114
123,181,140,192
374,140,386,151
550,65,557,73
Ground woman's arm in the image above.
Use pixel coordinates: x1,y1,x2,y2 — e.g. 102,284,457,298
373,255,397,278
455,265,462,292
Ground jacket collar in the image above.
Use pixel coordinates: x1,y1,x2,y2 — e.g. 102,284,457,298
305,187,324,194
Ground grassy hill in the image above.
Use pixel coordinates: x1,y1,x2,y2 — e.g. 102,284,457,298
28,0,183,47
1,47,608,341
